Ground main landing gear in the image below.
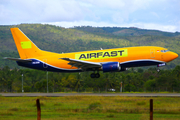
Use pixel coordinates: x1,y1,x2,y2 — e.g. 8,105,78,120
90,72,100,78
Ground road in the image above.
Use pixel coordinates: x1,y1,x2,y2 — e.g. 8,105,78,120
0,93,180,97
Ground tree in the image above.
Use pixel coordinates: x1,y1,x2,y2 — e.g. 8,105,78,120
144,79,156,91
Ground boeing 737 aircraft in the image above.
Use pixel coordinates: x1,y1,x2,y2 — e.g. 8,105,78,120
5,28,178,78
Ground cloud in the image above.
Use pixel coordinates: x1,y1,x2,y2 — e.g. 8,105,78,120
129,22,178,32
44,21,179,32
0,0,180,32
81,0,152,23
0,0,165,24
0,0,85,24
150,12,160,19
44,21,117,28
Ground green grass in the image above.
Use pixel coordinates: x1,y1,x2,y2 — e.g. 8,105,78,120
0,96,180,120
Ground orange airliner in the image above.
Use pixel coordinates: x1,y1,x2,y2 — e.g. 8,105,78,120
5,28,178,78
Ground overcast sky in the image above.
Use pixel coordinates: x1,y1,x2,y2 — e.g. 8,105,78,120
0,0,180,32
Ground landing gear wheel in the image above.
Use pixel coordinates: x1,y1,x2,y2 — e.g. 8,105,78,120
157,69,160,72
90,73,96,78
90,73,100,78
95,73,100,78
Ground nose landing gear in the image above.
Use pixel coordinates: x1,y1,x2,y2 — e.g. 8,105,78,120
157,69,160,72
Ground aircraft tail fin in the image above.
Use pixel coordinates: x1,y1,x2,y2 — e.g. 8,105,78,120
10,28,43,59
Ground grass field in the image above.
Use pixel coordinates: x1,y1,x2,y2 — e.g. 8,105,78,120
0,96,180,120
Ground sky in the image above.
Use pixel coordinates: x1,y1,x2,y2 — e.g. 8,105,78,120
0,0,180,32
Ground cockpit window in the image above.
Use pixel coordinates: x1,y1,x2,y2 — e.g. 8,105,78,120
161,50,169,53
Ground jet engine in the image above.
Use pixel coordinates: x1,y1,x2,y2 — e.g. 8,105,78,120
102,62,121,72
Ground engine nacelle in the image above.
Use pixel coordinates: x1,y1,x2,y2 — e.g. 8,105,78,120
102,62,121,72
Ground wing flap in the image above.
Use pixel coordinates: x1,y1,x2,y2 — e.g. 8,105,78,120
60,58,101,70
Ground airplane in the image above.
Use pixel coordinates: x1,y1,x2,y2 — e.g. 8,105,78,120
4,28,178,78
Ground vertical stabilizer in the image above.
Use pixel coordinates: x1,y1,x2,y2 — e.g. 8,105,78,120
10,28,42,59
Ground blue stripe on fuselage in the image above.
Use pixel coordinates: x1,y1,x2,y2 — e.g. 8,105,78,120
16,59,82,72
16,59,164,72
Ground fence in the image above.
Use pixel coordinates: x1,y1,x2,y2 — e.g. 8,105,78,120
58,88,180,93
0,96,180,120
2,86,180,93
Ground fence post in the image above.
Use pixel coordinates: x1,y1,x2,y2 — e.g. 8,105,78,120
36,99,41,120
150,99,153,120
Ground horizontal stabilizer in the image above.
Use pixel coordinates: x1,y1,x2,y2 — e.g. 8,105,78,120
3,57,32,62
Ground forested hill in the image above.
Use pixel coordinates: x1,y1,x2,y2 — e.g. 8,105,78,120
73,26,180,37
0,24,179,68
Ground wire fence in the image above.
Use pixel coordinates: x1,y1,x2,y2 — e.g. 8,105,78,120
2,85,180,93
54,87,180,93
0,96,180,120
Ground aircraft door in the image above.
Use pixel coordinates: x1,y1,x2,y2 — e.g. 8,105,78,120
150,49,155,58
43,59,48,68
161,54,164,60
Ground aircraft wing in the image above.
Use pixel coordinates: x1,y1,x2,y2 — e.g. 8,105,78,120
60,58,101,70
3,57,32,62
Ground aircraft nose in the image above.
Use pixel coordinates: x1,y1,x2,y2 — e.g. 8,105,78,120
171,52,178,60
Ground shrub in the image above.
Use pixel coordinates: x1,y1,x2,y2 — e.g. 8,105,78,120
88,102,102,110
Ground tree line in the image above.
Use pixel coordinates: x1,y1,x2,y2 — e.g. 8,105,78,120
0,65,180,93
